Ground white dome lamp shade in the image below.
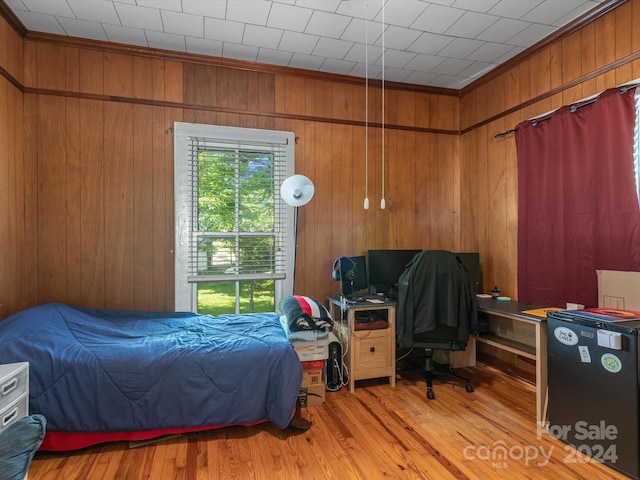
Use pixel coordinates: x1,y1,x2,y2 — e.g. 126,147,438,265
280,174,315,207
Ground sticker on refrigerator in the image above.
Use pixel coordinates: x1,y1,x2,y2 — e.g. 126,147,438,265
601,353,622,373
578,346,591,363
554,326,578,346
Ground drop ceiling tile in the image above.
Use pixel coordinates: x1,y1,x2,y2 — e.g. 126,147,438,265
554,1,602,26
137,0,182,13
437,37,485,58
341,18,382,45
377,0,428,27
508,23,556,47
312,36,353,59
402,70,440,86
320,57,357,75
181,0,226,19
185,36,224,57
466,41,515,62
451,0,501,13
412,4,465,34
374,49,417,69
226,0,271,26
58,17,108,41
222,42,259,62
296,0,341,13
476,17,529,43
458,61,496,78
243,24,283,49
337,0,379,20
487,0,544,20
278,30,319,55
432,57,474,75
380,67,412,82
257,48,293,66
5,0,27,10
266,2,313,33
67,0,120,25
104,24,149,47
161,10,203,37
288,52,325,71
305,9,351,38
430,73,466,88
114,3,163,31
408,32,455,55
348,62,384,79
445,11,499,38
404,53,446,72
522,0,586,24
344,43,382,65
204,17,244,43
493,45,525,63
11,10,65,34
145,30,186,51
377,25,422,50
21,0,74,17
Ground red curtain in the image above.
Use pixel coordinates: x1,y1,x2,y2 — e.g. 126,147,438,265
515,87,640,308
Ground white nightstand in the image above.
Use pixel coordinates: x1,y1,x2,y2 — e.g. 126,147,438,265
0,362,29,434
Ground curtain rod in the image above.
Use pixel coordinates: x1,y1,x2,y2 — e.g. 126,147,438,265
494,83,639,138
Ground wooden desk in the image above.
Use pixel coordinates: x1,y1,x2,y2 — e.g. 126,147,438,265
476,297,549,426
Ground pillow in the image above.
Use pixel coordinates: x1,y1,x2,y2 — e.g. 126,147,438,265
278,295,333,332
0,414,47,480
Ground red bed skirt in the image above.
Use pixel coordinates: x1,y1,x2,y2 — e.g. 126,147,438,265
39,419,267,451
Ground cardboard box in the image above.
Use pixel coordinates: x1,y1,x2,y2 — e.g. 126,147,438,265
291,337,329,362
597,270,640,311
301,360,325,387
298,383,325,407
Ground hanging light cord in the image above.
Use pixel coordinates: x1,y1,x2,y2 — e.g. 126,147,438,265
380,0,386,209
364,3,369,210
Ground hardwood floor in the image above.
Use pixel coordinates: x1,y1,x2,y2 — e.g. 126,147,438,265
29,362,629,480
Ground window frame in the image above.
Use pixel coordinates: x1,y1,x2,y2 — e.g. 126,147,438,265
173,122,295,313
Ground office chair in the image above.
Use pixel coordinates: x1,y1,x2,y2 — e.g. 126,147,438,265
396,250,478,400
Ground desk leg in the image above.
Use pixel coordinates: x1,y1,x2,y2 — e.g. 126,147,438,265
535,322,548,426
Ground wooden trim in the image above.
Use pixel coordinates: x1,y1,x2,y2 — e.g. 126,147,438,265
0,64,23,91
460,0,629,95
460,49,640,135
23,31,460,97
0,0,26,37
23,86,461,136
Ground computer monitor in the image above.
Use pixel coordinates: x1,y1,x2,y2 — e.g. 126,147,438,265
339,255,368,298
367,249,421,297
453,252,482,293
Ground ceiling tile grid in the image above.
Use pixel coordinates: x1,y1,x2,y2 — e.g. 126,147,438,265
5,0,606,89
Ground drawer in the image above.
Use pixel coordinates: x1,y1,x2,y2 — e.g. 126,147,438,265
0,392,29,433
355,332,392,370
0,362,29,413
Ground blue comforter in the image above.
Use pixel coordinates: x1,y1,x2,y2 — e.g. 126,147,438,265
0,303,303,432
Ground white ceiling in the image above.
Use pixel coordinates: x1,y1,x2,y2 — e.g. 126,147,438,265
5,0,607,90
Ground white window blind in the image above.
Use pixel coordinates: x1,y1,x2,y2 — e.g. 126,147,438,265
174,123,295,313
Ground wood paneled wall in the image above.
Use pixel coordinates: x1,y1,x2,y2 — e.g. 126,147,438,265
459,0,640,302
0,14,25,318
1,0,639,318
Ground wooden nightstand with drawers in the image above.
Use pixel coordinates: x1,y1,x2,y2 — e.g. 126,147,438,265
328,297,396,392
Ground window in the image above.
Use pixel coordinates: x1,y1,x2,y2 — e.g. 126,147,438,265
174,123,295,314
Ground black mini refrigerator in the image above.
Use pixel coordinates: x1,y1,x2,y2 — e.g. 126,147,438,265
547,309,640,479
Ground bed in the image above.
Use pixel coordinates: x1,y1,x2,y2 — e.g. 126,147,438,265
0,302,303,451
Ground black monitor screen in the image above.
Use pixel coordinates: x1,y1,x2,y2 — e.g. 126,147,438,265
339,255,368,298
367,249,421,295
453,252,481,293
